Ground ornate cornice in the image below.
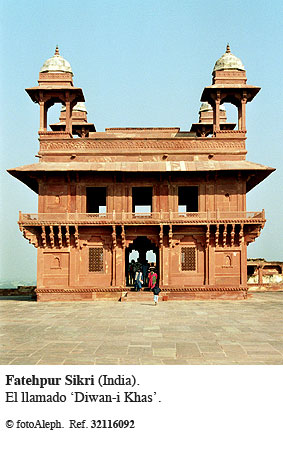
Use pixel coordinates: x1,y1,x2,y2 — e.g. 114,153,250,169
40,137,246,152
19,219,266,227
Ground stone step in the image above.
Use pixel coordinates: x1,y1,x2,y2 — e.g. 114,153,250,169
122,290,155,302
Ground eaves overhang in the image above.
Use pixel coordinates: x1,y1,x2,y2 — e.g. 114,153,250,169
201,85,261,103
7,160,275,194
25,87,85,104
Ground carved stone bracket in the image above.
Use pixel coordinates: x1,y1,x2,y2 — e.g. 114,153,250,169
49,225,55,248
22,227,39,248
66,225,70,247
231,223,235,246
112,225,117,250
223,223,227,248
74,225,79,248
246,225,262,245
206,225,210,248
159,224,163,248
215,224,219,247
239,223,244,245
169,224,173,248
58,225,63,248
121,225,126,249
41,225,47,248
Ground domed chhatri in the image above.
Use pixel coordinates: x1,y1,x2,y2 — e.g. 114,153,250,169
189,101,232,136
51,101,95,137
26,46,85,134
199,102,225,113
201,44,261,136
40,46,73,74
61,102,87,113
213,44,245,72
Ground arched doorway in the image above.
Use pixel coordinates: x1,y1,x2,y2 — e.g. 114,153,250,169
125,236,159,287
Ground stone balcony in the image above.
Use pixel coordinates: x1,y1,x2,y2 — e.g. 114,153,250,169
19,210,265,227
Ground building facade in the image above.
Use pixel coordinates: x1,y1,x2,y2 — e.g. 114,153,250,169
8,45,274,301
248,259,283,290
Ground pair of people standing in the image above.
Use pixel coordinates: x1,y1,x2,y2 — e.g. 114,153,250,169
132,262,160,305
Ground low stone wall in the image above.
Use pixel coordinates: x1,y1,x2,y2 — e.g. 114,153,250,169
247,275,283,292
248,283,283,292
0,286,36,297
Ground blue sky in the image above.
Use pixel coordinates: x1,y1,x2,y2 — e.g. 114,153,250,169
0,0,282,283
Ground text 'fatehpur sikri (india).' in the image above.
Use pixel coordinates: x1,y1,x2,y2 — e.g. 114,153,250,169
8,45,275,301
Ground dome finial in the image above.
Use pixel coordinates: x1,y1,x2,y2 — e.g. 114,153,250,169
212,44,245,72
40,46,73,74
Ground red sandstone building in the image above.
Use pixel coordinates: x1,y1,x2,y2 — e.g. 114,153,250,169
8,45,274,301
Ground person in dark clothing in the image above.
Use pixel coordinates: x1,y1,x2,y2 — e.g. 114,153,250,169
153,285,161,305
128,259,135,285
134,269,143,291
141,260,149,287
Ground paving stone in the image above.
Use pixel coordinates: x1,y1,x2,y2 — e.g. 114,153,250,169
127,347,153,357
118,358,141,364
153,348,176,358
161,359,191,365
202,352,227,360
94,358,120,364
10,357,42,365
197,344,223,352
143,332,163,338
176,343,201,358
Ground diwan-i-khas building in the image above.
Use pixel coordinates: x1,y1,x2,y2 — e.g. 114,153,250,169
8,45,275,301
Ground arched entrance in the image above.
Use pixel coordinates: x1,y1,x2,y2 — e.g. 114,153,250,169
125,236,159,287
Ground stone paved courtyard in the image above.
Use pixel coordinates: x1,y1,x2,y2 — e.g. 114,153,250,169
1,292,283,365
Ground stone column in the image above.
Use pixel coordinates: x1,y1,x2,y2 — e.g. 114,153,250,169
127,186,131,213
111,226,117,286
65,96,71,134
238,103,242,131
109,184,114,213
205,225,210,285
159,225,164,286
162,244,169,286
258,265,263,286
241,96,247,132
240,241,247,287
39,101,45,131
213,92,221,134
215,99,220,132
115,246,124,287
121,226,126,287
208,244,215,286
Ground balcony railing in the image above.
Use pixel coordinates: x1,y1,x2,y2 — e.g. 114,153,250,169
19,210,265,225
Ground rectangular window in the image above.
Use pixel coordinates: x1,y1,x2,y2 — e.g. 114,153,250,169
132,187,152,215
89,248,104,272
181,247,196,271
178,186,198,213
86,187,107,214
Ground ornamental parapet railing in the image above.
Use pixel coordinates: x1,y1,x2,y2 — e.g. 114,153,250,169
19,210,265,226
